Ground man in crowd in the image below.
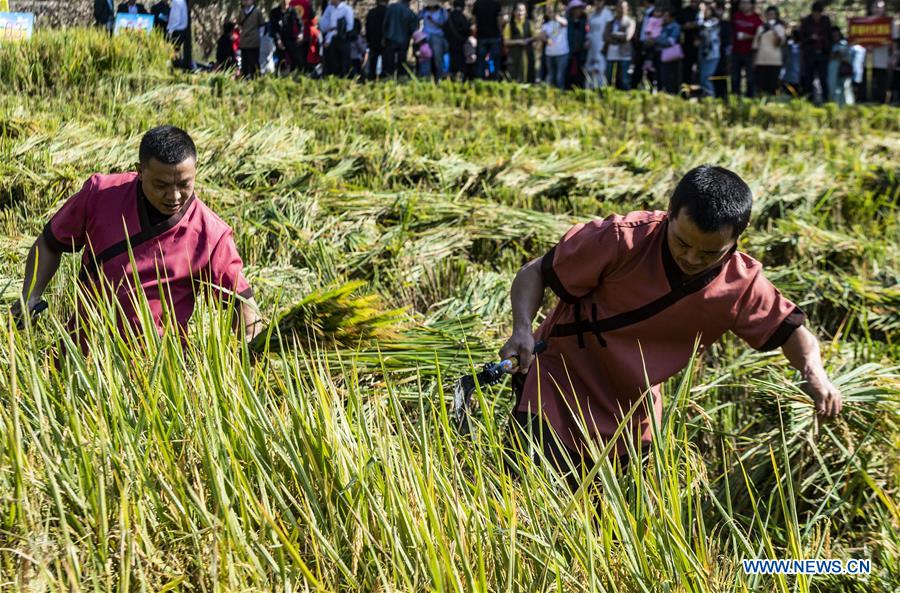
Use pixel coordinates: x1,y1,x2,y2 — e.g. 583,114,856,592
500,165,842,486
166,0,191,70
446,0,472,80
12,126,260,350
320,0,355,76
473,0,503,79
731,0,762,97
94,0,115,30
365,0,388,79
800,1,832,101
383,0,419,77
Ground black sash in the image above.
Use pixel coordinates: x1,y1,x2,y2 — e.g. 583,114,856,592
549,262,723,348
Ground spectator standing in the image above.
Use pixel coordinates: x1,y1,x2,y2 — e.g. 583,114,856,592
307,16,323,74
635,0,659,90
565,0,588,88
780,28,802,96
446,0,472,80
215,19,240,71
350,19,368,77
365,0,388,79
697,0,720,97
473,0,503,79
586,0,615,89
291,0,314,72
541,3,570,89
94,0,115,30
799,1,832,101
320,0,355,76
238,0,265,78
117,0,148,15
604,0,636,90
678,0,701,85
270,0,304,72
412,29,435,77
150,0,170,31
866,0,895,103
421,2,450,80
753,5,785,96
383,0,419,77
504,2,536,83
828,26,854,105
731,0,762,97
167,0,191,69
712,0,731,97
656,8,683,94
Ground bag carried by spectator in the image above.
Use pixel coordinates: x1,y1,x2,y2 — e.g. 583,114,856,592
661,43,684,63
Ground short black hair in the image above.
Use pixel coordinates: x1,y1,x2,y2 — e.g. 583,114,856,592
668,165,752,237
811,1,824,12
139,125,196,165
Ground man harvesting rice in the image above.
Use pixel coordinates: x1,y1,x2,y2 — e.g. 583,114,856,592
11,125,261,346
501,165,842,481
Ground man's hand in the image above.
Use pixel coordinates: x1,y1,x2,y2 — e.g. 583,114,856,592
10,297,47,330
499,330,535,374
782,326,843,420
800,371,843,418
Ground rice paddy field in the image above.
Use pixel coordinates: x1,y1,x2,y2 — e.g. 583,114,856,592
0,30,898,592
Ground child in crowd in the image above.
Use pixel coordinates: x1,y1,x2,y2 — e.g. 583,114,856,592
412,29,434,78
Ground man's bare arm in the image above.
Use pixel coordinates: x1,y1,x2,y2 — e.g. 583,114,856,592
11,234,63,319
499,256,544,372
781,325,843,417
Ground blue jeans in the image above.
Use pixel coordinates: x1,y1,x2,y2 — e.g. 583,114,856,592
699,56,719,97
545,53,569,89
476,37,502,79
428,34,448,79
605,59,631,90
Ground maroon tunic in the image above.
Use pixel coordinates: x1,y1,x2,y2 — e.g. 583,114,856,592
517,210,803,457
43,172,252,341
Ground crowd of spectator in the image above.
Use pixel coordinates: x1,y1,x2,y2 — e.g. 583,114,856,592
94,0,900,105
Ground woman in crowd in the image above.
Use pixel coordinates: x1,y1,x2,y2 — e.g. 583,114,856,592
504,2,536,83
603,0,635,90
541,3,570,90
656,8,682,94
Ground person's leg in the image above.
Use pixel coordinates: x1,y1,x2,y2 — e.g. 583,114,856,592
744,56,756,97
430,35,447,79
476,39,490,79
557,54,570,89
383,42,397,77
506,410,587,492
699,57,715,96
816,54,829,101
619,59,631,90
871,68,887,104
731,54,744,96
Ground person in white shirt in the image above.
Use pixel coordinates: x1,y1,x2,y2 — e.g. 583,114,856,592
753,6,786,95
320,0,355,76
586,0,615,88
166,0,191,70
540,3,569,89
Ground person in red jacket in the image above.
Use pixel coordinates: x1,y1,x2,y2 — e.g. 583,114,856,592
290,0,313,71
306,16,323,74
731,0,763,97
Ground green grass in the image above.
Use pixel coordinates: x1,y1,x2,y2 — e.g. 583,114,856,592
0,29,898,592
